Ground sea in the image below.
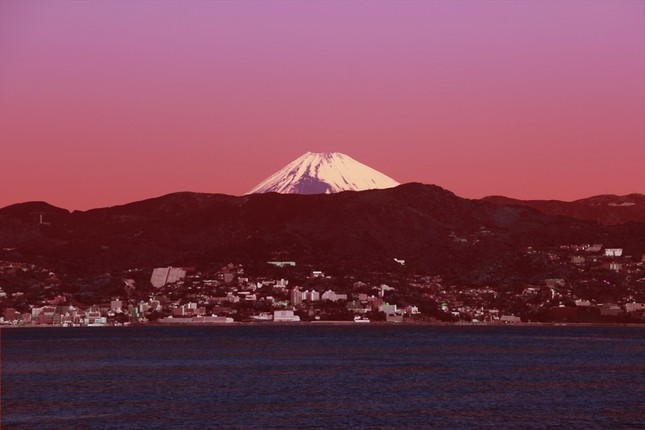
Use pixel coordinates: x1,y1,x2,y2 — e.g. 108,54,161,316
2,325,644,430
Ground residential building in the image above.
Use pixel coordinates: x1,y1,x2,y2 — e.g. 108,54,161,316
609,262,623,271
110,299,123,311
378,303,397,315
625,303,645,313
290,287,303,305
303,290,320,301
321,290,347,302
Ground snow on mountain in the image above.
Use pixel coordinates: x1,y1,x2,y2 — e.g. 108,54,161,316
247,152,400,194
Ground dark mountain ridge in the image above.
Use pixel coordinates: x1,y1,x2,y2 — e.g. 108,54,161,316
1,184,644,280
483,193,645,225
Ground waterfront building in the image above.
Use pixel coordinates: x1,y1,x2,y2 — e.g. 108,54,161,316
273,310,300,322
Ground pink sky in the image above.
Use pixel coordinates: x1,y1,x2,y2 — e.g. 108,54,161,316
1,0,643,210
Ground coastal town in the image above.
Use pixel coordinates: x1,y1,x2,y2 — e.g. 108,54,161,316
1,241,644,327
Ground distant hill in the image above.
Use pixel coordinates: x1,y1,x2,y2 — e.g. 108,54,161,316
1,184,644,281
482,193,645,225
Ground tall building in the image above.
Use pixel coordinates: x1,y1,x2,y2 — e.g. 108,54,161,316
303,290,320,301
290,287,303,305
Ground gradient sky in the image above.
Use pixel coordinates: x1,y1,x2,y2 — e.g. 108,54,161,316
1,0,644,210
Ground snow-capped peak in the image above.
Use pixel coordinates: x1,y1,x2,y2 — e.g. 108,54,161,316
247,152,400,195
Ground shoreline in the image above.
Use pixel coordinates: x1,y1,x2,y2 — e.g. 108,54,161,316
2,321,644,329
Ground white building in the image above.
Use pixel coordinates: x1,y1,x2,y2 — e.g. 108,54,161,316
273,310,300,322
604,248,623,257
321,290,348,302
84,310,107,326
609,262,623,271
378,303,398,315
303,290,320,301
267,261,296,267
150,267,187,288
404,305,420,315
625,303,645,313
290,287,303,305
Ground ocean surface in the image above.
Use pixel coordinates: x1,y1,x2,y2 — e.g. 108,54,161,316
2,325,644,430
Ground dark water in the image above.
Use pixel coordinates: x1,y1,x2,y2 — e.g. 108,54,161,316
2,325,644,430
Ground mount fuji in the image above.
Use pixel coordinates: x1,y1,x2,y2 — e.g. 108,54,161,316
247,152,400,194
